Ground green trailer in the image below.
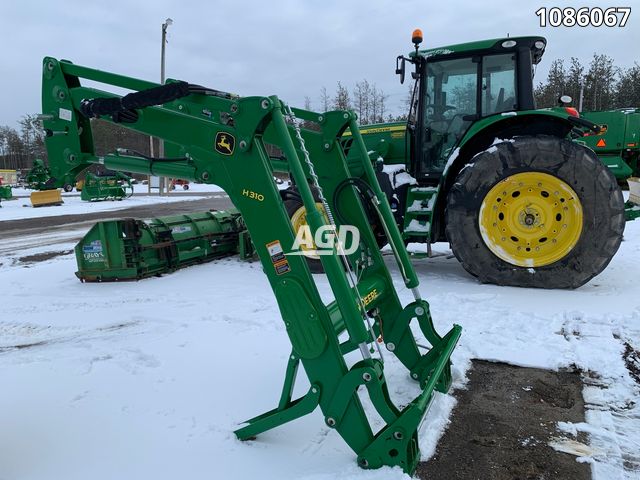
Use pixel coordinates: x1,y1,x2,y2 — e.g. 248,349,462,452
75,209,253,281
578,108,640,181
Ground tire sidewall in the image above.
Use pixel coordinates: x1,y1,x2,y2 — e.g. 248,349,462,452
445,135,625,289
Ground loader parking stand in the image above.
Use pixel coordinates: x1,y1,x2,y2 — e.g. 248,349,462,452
1,3,639,480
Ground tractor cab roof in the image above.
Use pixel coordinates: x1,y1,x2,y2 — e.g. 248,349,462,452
414,36,547,64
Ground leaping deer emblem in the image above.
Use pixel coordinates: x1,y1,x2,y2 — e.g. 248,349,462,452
217,134,233,154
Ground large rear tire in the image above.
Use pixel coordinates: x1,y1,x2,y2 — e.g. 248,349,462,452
445,135,625,289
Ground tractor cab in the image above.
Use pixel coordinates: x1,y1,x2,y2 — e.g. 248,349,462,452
399,35,547,184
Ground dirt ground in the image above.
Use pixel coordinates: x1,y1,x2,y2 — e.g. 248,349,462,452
418,360,590,480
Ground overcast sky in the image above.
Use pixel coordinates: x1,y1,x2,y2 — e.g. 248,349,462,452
0,0,637,127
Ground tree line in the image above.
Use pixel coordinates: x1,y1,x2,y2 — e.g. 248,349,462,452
311,80,408,125
0,117,151,172
534,53,640,110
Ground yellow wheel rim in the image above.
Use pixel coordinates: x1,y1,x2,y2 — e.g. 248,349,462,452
478,172,583,267
290,202,329,260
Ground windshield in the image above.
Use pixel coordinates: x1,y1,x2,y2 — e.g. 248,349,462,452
420,57,478,175
417,53,517,178
482,54,517,115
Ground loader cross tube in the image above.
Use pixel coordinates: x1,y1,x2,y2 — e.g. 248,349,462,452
41,56,461,475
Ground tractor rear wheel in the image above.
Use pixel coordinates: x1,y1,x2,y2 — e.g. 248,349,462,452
445,135,625,289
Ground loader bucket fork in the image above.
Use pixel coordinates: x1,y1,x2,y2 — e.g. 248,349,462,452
41,56,461,474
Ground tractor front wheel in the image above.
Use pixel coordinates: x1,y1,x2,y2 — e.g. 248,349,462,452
445,135,625,289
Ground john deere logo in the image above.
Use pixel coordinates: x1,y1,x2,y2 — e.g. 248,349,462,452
215,132,235,156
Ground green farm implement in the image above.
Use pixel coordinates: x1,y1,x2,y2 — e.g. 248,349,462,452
0,181,12,207
24,158,66,207
75,209,253,281
25,159,55,190
626,177,640,221
578,108,640,181
41,53,461,474
80,171,133,201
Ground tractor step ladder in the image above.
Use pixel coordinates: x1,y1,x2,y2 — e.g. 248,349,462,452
40,56,462,475
402,186,438,240
402,186,439,256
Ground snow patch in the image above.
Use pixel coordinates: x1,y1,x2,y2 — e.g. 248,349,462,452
405,219,431,233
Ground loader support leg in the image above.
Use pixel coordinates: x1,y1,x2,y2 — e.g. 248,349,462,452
235,383,321,440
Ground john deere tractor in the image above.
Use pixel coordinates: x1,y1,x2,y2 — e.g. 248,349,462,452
283,32,625,289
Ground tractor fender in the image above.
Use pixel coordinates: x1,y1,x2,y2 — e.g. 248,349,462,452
431,112,575,242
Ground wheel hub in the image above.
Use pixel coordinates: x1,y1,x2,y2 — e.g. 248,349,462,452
478,172,583,267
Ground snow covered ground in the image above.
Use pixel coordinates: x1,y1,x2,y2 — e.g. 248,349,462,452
1,219,639,479
9,183,226,198
0,189,226,222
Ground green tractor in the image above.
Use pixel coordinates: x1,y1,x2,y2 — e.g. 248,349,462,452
284,32,625,289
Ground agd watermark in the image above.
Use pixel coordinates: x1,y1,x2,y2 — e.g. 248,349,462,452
287,225,360,257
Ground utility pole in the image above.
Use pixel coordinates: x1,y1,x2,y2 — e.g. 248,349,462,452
148,18,173,196
578,81,585,113
159,17,173,195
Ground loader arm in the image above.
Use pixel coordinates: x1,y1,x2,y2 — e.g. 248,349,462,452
41,56,461,474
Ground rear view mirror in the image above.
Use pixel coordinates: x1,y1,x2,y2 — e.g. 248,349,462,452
396,56,406,84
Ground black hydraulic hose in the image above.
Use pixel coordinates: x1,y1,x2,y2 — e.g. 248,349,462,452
333,177,379,228
81,81,191,118
281,189,302,203
80,82,237,119
567,115,602,133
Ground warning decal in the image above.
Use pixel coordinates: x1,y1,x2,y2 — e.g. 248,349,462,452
266,240,290,275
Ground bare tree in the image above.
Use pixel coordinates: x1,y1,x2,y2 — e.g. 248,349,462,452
332,81,351,111
319,87,330,113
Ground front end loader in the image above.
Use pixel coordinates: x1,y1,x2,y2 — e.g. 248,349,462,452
40,56,461,475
